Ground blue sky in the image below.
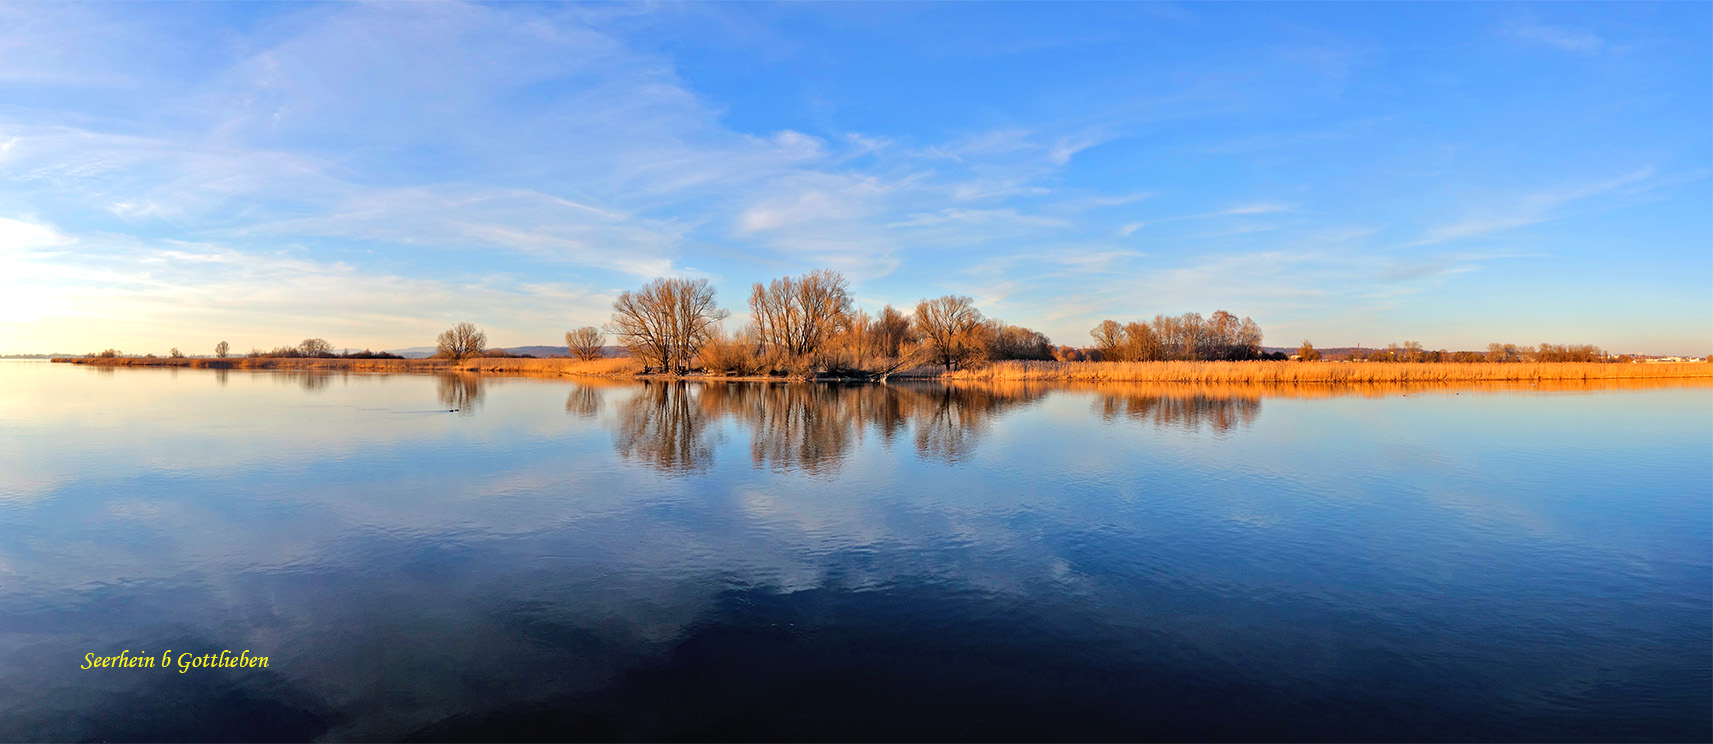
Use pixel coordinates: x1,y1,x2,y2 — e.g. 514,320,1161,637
1,1,1708,355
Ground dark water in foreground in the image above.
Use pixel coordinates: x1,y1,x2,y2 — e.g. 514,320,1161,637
0,361,1708,742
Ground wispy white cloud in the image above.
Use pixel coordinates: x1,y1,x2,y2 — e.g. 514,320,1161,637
887,208,1069,230
0,218,618,352
1413,167,1655,246
1084,192,1155,208
0,216,76,253
1120,202,1295,234
1048,134,1105,166
1500,20,1605,54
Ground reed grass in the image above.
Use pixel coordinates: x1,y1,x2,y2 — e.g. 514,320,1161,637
942,360,1713,383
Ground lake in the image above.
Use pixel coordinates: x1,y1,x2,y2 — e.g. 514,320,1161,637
0,360,1708,741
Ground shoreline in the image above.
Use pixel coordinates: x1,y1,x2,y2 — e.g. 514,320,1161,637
50,356,1713,384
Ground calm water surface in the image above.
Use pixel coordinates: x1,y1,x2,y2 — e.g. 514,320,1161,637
0,361,1708,741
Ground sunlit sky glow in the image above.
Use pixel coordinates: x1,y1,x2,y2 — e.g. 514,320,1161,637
1,1,1708,355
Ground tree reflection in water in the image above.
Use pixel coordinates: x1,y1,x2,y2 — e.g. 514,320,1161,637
1091,386,1261,433
277,370,335,393
435,372,484,415
606,380,1274,474
612,381,716,473
564,383,601,419
611,381,1048,475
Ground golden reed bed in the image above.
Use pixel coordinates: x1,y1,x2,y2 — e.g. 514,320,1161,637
942,360,1713,384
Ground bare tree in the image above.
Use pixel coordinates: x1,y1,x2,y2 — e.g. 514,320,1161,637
566,326,606,361
1208,310,1240,359
437,322,487,360
1235,316,1263,359
1121,321,1163,361
749,269,853,365
169,347,184,358
214,341,229,358
299,338,333,357
1401,340,1425,363
985,320,1053,360
872,305,915,357
1090,320,1124,360
1092,320,1162,362
1095,310,1261,361
607,277,727,374
1297,341,1321,361
913,295,986,371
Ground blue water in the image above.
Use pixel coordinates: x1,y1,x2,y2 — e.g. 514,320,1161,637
0,361,1708,741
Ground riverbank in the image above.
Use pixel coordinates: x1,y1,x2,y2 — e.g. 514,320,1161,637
51,356,1713,383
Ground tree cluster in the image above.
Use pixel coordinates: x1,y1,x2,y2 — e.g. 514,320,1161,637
240,338,343,359
243,339,401,359
1090,311,1265,362
601,270,1056,378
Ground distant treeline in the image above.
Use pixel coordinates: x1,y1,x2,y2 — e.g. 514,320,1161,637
85,340,409,361
1298,341,1636,363
80,336,547,362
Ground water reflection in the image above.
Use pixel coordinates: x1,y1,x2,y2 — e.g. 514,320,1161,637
273,370,335,394
1092,387,1261,433
612,381,715,473
0,363,1707,741
564,383,601,418
435,372,484,414
604,381,1295,473
910,383,1043,461
610,381,1049,474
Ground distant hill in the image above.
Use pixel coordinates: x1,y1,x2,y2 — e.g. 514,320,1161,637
504,345,572,357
